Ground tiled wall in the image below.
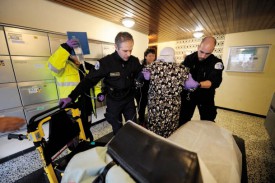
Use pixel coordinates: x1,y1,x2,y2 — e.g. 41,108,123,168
175,35,225,63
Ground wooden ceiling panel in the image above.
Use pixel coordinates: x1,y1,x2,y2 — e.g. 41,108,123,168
49,0,275,43
215,0,227,32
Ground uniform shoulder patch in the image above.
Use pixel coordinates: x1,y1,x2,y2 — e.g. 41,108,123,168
214,62,223,70
95,61,100,70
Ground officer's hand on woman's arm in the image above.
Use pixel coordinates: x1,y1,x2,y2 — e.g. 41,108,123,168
184,73,200,90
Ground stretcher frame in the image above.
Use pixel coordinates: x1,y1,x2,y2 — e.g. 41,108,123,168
8,104,96,183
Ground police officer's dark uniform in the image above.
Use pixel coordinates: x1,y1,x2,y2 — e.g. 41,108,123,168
135,60,150,126
69,51,142,134
179,51,224,126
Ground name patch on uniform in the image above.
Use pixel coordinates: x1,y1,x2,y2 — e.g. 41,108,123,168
95,61,100,70
214,62,224,70
110,72,120,77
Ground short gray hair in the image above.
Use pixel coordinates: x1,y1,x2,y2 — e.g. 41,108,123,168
115,32,134,49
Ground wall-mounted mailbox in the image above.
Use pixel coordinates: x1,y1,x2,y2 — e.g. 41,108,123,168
102,43,115,56
18,80,58,106
5,27,51,56
0,83,22,110
0,26,9,55
84,41,103,59
11,56,53,82
48,34,67,54
0,56,16,83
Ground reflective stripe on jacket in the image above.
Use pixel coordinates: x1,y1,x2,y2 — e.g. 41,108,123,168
47,46,101,116
48,46,81,98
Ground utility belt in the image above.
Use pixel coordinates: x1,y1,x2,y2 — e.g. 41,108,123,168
105,87,133,100
182,88,215,101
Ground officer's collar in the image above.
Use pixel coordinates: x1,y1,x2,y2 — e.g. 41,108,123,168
114,51,130,63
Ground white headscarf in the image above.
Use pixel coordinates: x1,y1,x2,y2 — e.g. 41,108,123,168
157,47,176,63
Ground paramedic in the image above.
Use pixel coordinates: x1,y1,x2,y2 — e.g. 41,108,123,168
59,32,143,135
47,39,102,140
179,36,224,126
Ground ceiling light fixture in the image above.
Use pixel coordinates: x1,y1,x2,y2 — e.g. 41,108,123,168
193,31,204,38
122,17,135,28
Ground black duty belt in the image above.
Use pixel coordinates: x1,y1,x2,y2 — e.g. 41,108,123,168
107,87,132,100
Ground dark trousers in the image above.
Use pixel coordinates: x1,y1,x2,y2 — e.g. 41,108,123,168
106,96,137,134
78,95,93,140
179,90,217,127
135,89,148,124
80,113,93,140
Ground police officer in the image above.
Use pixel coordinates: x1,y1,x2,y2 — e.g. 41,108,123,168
60,32,143,134
48,39,102,140
179,36,224,126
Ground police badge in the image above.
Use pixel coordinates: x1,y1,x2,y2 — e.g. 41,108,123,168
95,61,100,70
214,62,223,70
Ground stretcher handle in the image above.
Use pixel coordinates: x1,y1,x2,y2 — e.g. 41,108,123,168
27,103,77,132
8,133,28,140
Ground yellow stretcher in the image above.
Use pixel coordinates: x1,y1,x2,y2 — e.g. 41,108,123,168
8,104,106,183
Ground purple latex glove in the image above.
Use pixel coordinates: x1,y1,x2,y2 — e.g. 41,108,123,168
184,73,200,90
142,69,151,80
66,39,79,48
97,93,105,102
59,97,72,108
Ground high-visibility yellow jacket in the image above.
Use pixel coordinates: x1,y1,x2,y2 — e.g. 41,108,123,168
47,46,101,116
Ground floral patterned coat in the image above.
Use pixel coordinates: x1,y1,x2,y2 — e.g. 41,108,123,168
146,61,189,138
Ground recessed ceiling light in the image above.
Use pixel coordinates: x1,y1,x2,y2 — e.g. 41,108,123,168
193,31,204,38
122,17,135,28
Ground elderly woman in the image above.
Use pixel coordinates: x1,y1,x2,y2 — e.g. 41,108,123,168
145,47,190,138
